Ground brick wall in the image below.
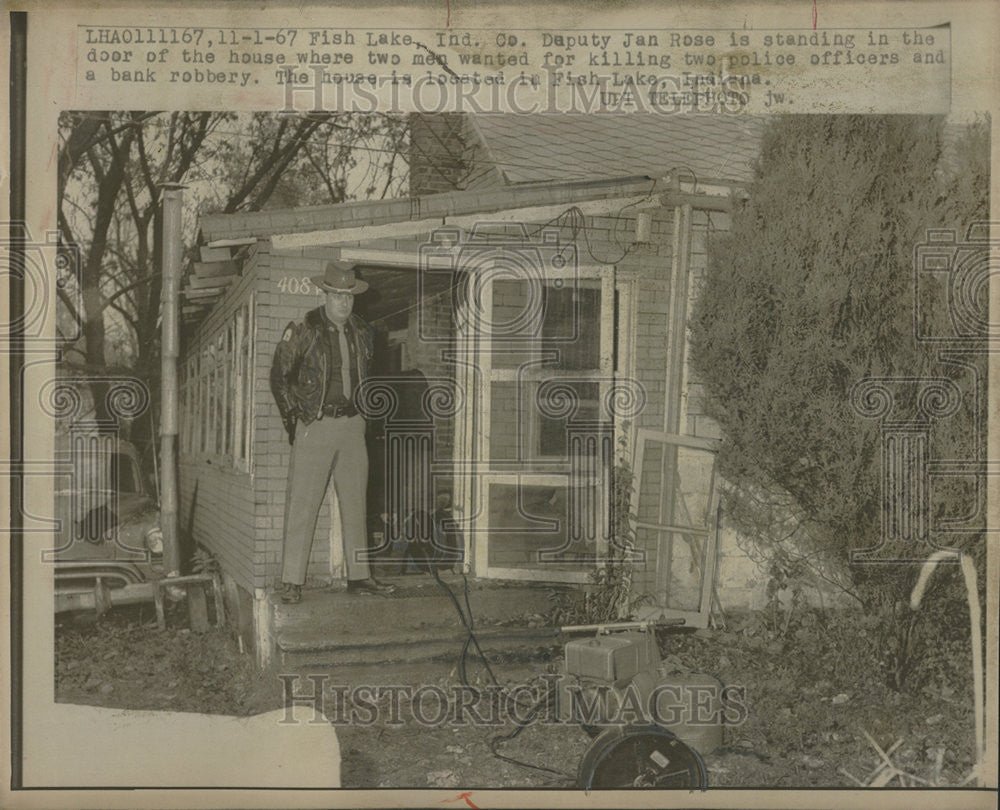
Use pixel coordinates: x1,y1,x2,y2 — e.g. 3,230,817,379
409,113,469,196
408,113,503,196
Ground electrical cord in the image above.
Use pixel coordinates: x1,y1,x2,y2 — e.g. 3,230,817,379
428,564,574,779
488,690,572,779
430,565,502,688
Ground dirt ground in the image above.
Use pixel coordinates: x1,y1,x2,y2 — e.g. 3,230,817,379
55,601,980,789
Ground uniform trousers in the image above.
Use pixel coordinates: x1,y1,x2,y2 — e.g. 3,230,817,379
281,414,370,585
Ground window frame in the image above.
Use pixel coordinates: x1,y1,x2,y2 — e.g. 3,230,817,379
179,291,255,473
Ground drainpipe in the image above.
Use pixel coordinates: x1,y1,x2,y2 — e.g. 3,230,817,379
159,183,185,577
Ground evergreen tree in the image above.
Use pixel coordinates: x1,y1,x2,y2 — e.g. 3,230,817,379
689,115,988,680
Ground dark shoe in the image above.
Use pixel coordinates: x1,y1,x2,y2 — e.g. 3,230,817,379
346,577,396,596
280,583,302,604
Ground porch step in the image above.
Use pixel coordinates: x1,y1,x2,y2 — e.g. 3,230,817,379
277,626,562,667
271,574,568,667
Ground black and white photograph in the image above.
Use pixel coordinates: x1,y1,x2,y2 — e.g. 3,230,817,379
3,2,998,807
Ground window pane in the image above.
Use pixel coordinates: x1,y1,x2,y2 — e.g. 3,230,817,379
215,366,224,456
490,279,540,369
488,381,520,463
199,365,208,454
179,385,187,454
538,380,600,457
632,527,707,612
542,284,600,370
244,296,255,468
242,342,251,461
485,481,603,571
488,280,602,371
224,324,233,458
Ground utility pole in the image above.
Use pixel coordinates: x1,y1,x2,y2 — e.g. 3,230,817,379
159,183,185,577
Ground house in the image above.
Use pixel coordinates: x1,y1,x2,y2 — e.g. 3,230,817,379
176,113,769,661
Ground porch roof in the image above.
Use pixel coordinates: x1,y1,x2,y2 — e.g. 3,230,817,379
198,174,661,244
467,114,766,187
189,175,662,326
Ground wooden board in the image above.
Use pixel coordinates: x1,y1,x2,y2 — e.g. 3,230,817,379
194,260,238,278
199,245,232,263
188,274,235,290
182,290,222,300
187,581,210,632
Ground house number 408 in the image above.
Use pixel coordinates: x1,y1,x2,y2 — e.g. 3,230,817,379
277,276,320,295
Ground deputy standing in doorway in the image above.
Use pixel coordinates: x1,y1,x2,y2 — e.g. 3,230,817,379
269,260,395,604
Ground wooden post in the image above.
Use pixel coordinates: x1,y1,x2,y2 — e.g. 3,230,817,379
159,184,185,577
658,203,693,605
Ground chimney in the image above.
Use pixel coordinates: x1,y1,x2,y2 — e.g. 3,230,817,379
408,113,471,197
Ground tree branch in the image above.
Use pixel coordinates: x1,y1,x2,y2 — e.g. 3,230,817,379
104,271,159,308
57,282,81,324
107,299,140,333
304,143,339,202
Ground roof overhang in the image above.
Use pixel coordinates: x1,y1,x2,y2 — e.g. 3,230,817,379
262,179,738,252
187,173,743,327
270,193,656,251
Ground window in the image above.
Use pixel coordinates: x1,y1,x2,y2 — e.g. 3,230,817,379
198,355,207,454
233,297,255,469
207,342,218,454
179,293,255,471
541,284,601,370
109,452,142,494
214,337,224,456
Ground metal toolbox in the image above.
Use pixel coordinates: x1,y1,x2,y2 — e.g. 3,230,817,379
564,632,660,682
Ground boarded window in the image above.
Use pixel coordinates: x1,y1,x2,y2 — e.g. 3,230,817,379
179,293,255,471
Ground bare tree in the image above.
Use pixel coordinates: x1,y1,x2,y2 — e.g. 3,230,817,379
57,110,410,437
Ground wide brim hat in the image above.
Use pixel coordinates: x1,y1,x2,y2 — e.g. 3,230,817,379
312,260,369,295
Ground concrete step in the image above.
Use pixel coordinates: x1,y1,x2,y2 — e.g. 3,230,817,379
270,574,570,667
271,577,561,630
277,626,562,667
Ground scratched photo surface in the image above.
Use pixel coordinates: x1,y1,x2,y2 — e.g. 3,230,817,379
6,3,998,809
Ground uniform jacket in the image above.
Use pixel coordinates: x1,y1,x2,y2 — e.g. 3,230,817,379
270,307,375,426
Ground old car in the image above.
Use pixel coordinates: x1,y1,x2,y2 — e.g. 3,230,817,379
54,434,166,615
